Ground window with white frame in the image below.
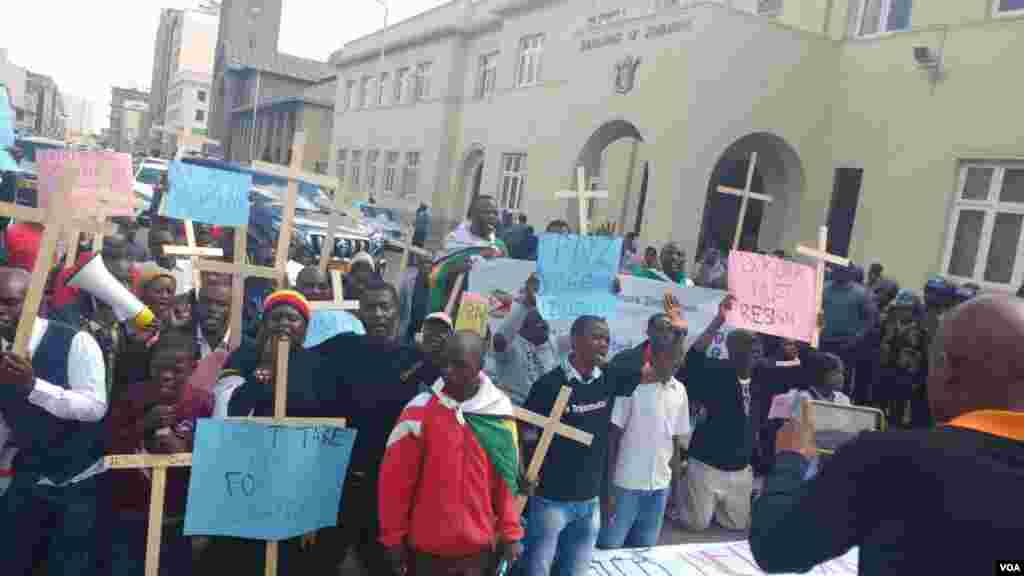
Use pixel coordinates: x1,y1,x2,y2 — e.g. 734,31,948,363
337,149,347,185
415,62,432,101
384,151,398,195
500,154,527,211
517,34,544,87
350,150,363,191
477,52,498,99
360,77,372,109
943,163,1024,287
402,152,420,197
366,150,379,193
995,0,1024,15
197,89,207,103
855,0,912,36
378,72,389,106
395,68,410,104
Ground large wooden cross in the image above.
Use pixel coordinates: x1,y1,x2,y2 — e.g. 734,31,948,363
102,453,193,576
795,225,850,348
0,164,79,354
556,166,609,235
513,385,593,514
717,151,774,251
387,226,434,279
313,179,352,275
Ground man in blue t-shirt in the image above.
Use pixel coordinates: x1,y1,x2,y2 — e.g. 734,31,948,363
520,315,614,576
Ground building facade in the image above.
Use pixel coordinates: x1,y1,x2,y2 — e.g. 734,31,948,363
0,48,30,134
63,93,97,143
331,0,1024,293
110,86,150,153
209,0,284,145
26,73,65,140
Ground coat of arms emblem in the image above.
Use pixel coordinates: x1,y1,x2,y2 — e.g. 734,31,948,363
614,55,641,94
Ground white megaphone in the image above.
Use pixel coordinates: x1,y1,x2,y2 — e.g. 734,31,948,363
68,253,156,331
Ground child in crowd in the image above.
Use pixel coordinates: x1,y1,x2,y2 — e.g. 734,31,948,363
105,329,198,575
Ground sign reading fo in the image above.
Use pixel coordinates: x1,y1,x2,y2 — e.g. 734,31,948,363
727,251,817,343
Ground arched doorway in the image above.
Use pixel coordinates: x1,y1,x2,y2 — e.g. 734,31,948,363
460,147,485,218
698,132,804,256
571,119,648,234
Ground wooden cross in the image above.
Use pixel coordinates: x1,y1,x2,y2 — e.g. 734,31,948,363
0,163,78,355
795,225,850,348
717,152,774,251
162,220,224,292
556,166,609,235
513,385,593,514
387,226,433,279
316,178,350,275
307,269,359,312
102,453,193,576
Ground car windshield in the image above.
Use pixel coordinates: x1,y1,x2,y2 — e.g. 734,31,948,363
16,140,65,163
136,165,164,186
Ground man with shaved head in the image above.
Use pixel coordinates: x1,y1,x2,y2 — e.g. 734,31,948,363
0,267,107,575
379,331,523,575
750,295,1024,575
632,242,695,287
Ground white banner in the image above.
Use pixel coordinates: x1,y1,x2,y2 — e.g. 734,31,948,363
469,258,732,360
589,541,859,576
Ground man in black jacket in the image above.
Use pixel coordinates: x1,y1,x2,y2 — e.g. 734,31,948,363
750,295,1024,575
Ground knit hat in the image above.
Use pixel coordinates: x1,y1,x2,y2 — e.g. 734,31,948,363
262,290,312,324
136,262,176,290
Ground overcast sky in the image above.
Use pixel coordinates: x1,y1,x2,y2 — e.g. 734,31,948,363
3,0,448,131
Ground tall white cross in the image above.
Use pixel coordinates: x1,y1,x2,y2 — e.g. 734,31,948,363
556,166,609,235
716,151,774,251
795,225,850,348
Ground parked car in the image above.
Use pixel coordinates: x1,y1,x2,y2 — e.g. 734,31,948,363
353,201,403,245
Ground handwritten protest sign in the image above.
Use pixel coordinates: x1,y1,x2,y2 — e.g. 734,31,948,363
455,292,489,336
589,540,859,576
536,233,622,321
727,251,817,343
184,419,356,541
471,258,733,360
37,150,134,215
303,309,365,348
164,161,251,226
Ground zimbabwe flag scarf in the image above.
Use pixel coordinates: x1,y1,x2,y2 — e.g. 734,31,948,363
430,222,507,312
431,375,520,495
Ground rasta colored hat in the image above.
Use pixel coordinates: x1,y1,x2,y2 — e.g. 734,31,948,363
262,290,312,324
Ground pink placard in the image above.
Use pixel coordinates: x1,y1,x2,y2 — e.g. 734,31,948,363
727,250,817,343
37,150,134,216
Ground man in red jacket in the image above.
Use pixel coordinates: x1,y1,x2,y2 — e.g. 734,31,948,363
379,331,523,576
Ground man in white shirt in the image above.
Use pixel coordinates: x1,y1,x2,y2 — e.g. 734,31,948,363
0,267,107,576
600,313,690,549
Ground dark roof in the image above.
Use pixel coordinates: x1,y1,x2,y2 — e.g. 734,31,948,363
227,47,334,83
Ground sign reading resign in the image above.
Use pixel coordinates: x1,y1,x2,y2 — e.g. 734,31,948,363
727,251,817,344
536,233,622,321
184,419,356,541
37,150,135,216
164,161,252,226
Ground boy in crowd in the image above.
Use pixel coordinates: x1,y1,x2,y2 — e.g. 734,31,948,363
106,330,197,575
600,312,690,549
521,316,614,576
379,332,522,575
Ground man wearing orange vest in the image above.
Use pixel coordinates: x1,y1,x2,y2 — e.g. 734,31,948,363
750,295,1024,575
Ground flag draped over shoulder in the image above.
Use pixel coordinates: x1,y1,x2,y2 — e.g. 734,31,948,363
430,222,508,312
431,375,520,495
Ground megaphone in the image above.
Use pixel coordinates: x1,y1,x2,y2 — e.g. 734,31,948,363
68,253,155,331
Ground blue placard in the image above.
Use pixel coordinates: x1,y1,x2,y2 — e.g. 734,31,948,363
536,233,623,321
164,161,251,226
184,419,356,541
303,310,365,348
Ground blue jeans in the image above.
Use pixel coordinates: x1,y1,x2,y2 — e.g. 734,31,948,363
523,496,600,576
597,486,669,549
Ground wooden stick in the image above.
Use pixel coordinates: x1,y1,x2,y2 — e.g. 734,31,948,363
445,273,466,318
274,338,289,419
812,226,827,348
184,220,204,291
272,134,304,275
732,151,759,251
163,245,225,258
229,225,248,350
145,467,167,576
